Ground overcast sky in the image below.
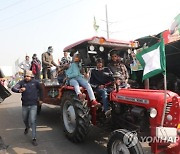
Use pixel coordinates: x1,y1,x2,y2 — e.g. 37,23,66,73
0,0,179,72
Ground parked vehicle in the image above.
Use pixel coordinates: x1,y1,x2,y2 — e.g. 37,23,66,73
0,68,11,103
40,36,180,154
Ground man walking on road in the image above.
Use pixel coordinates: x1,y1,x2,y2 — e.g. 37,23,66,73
11,70,42,146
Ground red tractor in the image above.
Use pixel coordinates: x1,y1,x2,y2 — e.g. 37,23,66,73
40,36,180,154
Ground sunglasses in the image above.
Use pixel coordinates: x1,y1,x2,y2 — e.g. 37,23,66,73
24,75,31,77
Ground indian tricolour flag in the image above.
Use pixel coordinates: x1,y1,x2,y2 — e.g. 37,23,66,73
136,39,166,81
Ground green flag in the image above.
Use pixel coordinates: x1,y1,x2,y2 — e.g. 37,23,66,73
93,16,99,32
136,39,166,81
170,13,180,34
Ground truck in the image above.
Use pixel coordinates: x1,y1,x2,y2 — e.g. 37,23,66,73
40,36,180,154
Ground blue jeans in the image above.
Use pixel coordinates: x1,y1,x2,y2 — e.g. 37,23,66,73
69,76,95,101
22,105,37,139
96,88,109,112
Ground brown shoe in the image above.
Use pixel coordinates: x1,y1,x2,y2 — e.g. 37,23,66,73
78,93,86,101
91,100,101,108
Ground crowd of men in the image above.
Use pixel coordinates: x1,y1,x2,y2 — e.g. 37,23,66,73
18,46,71,80
18,46,129,83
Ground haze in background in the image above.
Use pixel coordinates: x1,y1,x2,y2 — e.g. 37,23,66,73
0,0,179,74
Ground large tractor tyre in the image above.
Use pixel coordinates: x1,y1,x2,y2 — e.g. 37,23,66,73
61,91,91,143
107,129,144,154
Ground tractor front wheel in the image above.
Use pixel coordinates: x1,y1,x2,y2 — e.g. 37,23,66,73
107,129,144,154
61,91,90,143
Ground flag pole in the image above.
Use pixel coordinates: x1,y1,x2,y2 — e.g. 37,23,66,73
105,4,109,39
161,69,167,126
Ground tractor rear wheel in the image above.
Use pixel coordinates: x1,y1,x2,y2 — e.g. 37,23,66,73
61,91,90,143
107,129,144,154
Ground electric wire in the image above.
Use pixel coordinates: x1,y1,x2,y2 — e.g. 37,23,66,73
0,0,83,31
0,0,26,12
0,0,53,23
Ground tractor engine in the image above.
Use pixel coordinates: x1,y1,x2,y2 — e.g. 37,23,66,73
111,102,150,136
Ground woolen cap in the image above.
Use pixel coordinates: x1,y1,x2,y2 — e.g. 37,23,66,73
24,70,33,77
48,46,52,49
32,54,37,59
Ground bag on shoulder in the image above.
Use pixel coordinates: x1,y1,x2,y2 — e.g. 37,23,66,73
32,64,37,75
37,62,41,70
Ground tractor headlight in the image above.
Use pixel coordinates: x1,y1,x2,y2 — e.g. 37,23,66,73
89,45,95,51
150,108,157,118
99,46,104,52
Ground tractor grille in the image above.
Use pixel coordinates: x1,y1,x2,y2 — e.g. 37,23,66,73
165,102,173,114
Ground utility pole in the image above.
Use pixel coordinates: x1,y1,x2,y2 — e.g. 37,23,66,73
105,4,109,39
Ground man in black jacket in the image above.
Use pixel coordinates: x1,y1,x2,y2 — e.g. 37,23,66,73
90,58,114,116
11,70,42,146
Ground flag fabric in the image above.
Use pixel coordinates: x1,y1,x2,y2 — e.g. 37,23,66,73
170,13,180,34
136,39,166,81
15,58,20,73
93,16,99,32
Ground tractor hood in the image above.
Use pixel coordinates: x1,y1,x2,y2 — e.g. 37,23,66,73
110,88,180,126
110,88,178,109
